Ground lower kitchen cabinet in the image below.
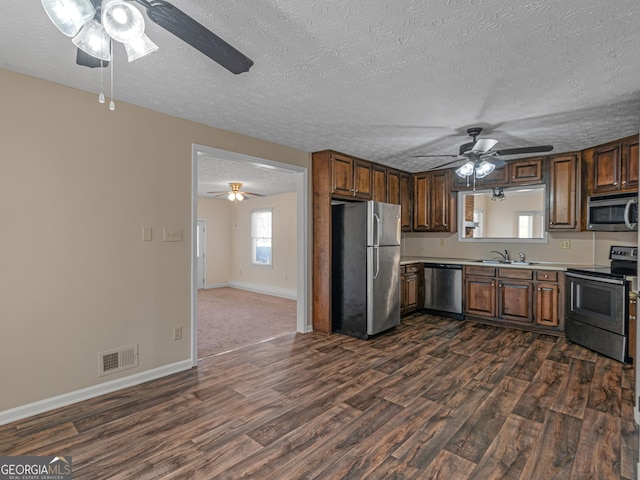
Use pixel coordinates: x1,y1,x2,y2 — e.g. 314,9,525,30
629,294,637,362
464,266,564,333
498,279,534,325
401,263,423,315
464,267,496,318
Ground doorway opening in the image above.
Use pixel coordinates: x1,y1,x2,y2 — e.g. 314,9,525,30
191,145,308,364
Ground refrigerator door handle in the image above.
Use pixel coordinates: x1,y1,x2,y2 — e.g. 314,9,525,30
373,213,381,247
373,246,380,279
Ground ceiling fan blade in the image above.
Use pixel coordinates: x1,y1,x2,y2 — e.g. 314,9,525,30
242,191,266,197
142,0,254,74
469,138,498,154
411,154,459,158
76,48,108,68
496,145,554,156
428,157,468,170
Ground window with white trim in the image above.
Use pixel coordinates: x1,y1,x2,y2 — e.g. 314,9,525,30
251,209,272,266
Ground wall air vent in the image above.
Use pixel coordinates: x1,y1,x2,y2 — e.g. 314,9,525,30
99,344,139,376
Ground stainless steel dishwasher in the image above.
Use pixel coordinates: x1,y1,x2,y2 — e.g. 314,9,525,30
423,263,464,319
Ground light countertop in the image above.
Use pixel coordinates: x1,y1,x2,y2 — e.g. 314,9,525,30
400,256,602,271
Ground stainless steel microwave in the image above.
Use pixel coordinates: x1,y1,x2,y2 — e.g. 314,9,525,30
587,192,638,231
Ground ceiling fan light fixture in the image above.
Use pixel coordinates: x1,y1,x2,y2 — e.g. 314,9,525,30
455,161,475,178
41,0,95,37
102,0,146,43
124,33,159,61
474,161,496,179
491,187,506,201
72,20,111,61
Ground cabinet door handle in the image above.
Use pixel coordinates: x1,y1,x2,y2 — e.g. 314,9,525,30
613,182,618,186
622,180,627,185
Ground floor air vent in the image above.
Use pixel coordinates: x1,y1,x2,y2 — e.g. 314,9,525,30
99,344,138,376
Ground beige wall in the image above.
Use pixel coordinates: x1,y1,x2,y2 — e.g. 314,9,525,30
0,68,310,413
403,230,637,265
229,192,297,293
197,198,232,286
197,192,297,294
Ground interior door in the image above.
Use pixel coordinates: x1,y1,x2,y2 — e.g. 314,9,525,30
196,220,206,289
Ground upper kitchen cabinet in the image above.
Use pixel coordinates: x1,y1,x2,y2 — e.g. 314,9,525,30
547,153,580,231
372,164,387,202
509,158,544,184
331,152,373,199
588,134,639,194
386,168,412,231
387,168,400,204
622,135,639,190
400,172,413,231
413,170,456,232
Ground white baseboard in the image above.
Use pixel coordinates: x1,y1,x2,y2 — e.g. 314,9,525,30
227,281,297,300
203,282,230,290
0,359,193,426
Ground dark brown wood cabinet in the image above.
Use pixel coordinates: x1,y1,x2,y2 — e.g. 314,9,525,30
401,263,422,315
509,158,544,184
465,266,496,318
372,165,387,202
536,283,559,327
497,269,534,325
629,294,637,362
387,168,400,204
312,149,415,333
400,172,413,231
622,136,639,191
589,134,639,194
592,142,622,194
547,153,579,231
413,170,455,232
330,153,373,199
464,266,564,333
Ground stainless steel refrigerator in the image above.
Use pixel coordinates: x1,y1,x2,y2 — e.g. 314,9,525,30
331,201,401,339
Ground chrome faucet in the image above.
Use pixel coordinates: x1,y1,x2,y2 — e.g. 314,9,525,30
490,249,509,262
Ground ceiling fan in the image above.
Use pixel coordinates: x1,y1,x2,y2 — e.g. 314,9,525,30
412,127,553,181
207,182,265,202
41,0,254,74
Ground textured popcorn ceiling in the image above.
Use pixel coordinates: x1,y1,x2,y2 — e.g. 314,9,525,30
1,0,639,193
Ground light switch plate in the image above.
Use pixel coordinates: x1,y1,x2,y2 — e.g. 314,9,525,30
142,226,152,241
163,228,182,242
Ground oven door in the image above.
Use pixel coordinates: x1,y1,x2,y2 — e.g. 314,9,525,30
566,272,627,334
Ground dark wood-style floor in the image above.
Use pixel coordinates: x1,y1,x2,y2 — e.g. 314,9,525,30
1,313,637,479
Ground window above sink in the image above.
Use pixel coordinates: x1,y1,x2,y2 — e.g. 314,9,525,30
458,185,548,243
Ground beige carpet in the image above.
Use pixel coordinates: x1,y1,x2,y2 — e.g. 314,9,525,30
197,287,296,358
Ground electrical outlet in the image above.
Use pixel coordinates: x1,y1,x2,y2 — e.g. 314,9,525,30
560,240,571,249
439,239,445,247
173,326,182,341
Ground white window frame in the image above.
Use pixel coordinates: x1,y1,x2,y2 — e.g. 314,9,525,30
251,208,273,267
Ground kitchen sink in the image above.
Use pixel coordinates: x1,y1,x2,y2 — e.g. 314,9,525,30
473,259,537,265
